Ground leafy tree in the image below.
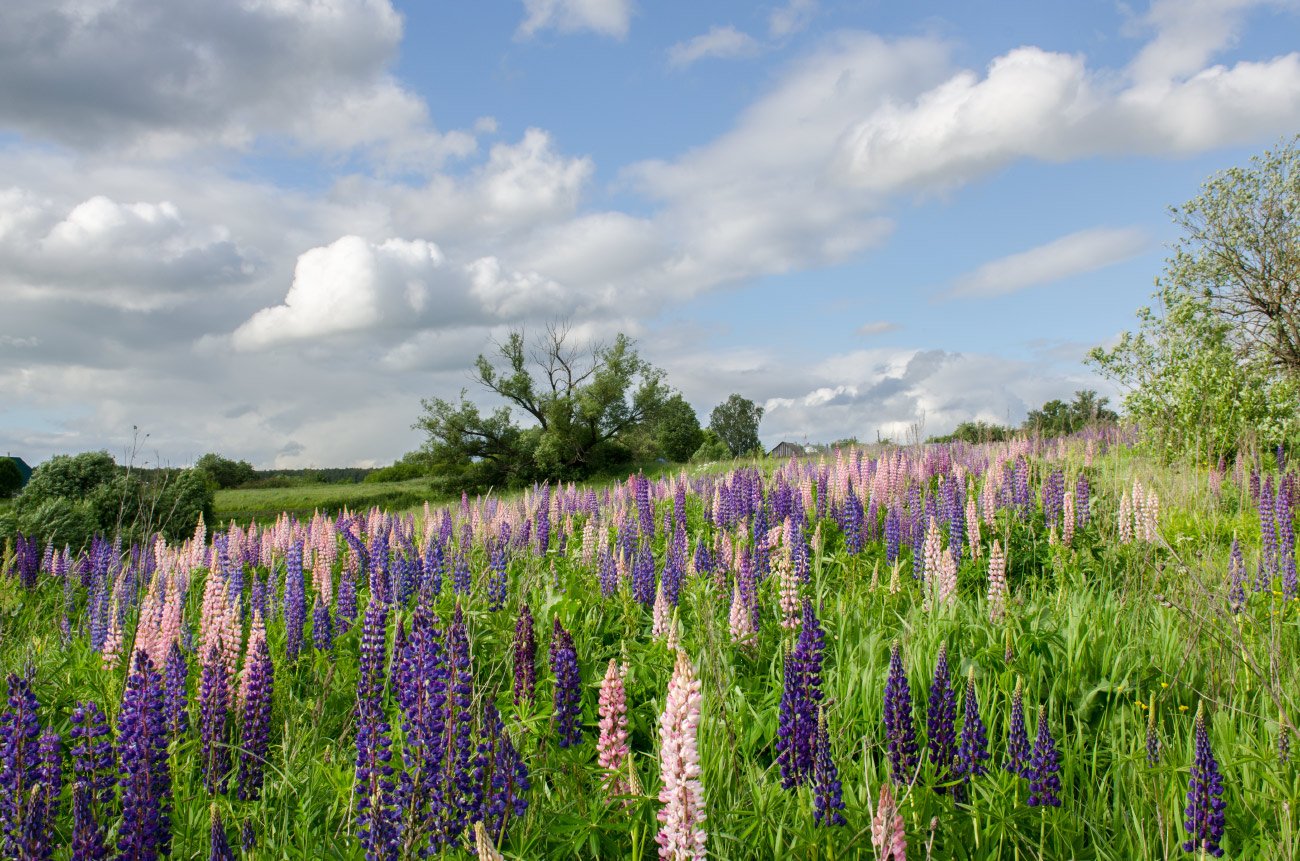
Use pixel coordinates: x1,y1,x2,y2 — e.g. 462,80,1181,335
1163,135,1300,376
0,459,22,498
415,323,669,492
20,451,117,502
708,394,764,457
928,421,1013,444
654,394,704,462
1023,391,1118,437
691,430,732,463
364,450,434,483
195,452,257,489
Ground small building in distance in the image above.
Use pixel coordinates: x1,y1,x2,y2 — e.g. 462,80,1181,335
767,441,809,459
4,454,32,489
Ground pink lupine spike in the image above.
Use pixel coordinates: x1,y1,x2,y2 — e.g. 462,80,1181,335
871,781,907,860
597,659,631,802
656,650,706,861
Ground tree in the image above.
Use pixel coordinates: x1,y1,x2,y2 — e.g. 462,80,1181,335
654,394,704,462
1164,135,1300,376
927,421,1012,444
0,459,21,499
195,452,256,489
1023,391,1118,437
709,394,764,457
415,323,670,492
690,430,732,463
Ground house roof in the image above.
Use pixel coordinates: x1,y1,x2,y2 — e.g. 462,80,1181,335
4,456,32,485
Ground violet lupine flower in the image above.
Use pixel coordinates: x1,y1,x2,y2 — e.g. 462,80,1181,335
209,805,234,861
198,644,230,794
1146,697,1160,766
926,645,958,794
354,687,399,860
237,636,274,801
476,700,529,842
241,821,256,853
882,642,919,784
163,642,189,739
487,540,509,611
1183,704,1226,857
1258,477,1277,591
70,701,114,861
284,540,306,661
871,782,907,861
1025,709,1061,808
1004,678,1031,778
357,599,389,714
453,551,471,596
337,564,358,633
550,619,583,748
1075,473,1090,527
312,595,334,651
513,604,537,709
884,507,902,565
777,599,825,789
17,729,60,861
633,544,656,607
954,667,989,792
118,650,173,860
597,660,630,801
812,709,845,826
0,672,41,852
1042,470,1065,529
1227,538,1247,613
656,650,706,861
393,607,446,851
598,545,618,598
436,606,477,849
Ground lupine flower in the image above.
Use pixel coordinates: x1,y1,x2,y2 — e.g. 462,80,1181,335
1227,538,1246,613
163,642,189,739
513,604,537,709
1004,678,1031,778
0,672,41,853
474,821,505,861
70,701,114,861
655,649,706,861
987,540,1007,623
476,700,529,841
312,595,334,651
926,645,957,794
811,708,845,826
241,821,256,853
550,619,583,748
597,660,630,801
1183,704,1226,857
209,805,234,861
1146,696,1160,765
883,642,919,783
198,644,230,795
633,544,656,607
237,636,273,801
118,650,173,860
1025,709,1061,807
777,599,825,788
487,539,509,611
871,781,907,861
284,540,307,661
727,580,756,648
1075,473,1090,527
955,667,989,791
354,602,398,860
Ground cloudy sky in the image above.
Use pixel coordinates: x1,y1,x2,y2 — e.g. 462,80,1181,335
2,0,1298,468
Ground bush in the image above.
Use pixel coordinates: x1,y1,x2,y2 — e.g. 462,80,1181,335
691,430,733,463
0,460,22,499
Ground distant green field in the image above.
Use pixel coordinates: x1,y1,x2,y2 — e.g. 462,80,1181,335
213,478,439,525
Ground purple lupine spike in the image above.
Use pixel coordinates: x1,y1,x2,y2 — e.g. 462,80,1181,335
0,672,43,856
550,618,583,748
1258,476,1277,591
284,540,306,661
118,650,173,860
926,644,958,794
1004,678,1031,778
513,604,537,709
487,540,509,611
357,599,389,713
632,544,655,607
163,642,189,740
885,507,902,565
1074,473,1090,527
452,551,471,596
477,700,530,841
422,537,445,598
812,708,845,826
777,599,825,789
18,729,61,861
312,595,334,651
882,642,919,783
954,667,989,790
337,562,358,633
209,805,234,861
198,644,230,795
395,607,447,853
1042,470,1065,530
241,820,256,853
354,680,399,859
597,544,618,598
1183,704,1226,857
237,636,273,801
69,700,114,861
429,605,476,850
1279,480,1297,601
1227,538,1246,613
1025,708,1061,807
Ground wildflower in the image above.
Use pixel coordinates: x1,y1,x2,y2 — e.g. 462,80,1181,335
69,700,114,861
162,643,189,739
954,667,989,789
284,540,306,661
811,709,845,826
118,651,173,859
1146,696,1160,766
312,595,334,651
1004,678,1031,778
208,805,234,861
1182,704,1226,857
513,604,537,709
1026,709,1061,807
655,650,706,861
237,636,273,801
777,599,826,788
926,644,957,793
198,645,230,794
870,781,907,860
597,660,630,801
550,619,583,748
882,642,919,783
987,540,1008,623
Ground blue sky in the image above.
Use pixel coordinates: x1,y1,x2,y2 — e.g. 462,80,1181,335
0,0,1298,467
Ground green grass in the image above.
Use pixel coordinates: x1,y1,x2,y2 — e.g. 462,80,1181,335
214,478,438,525
1,441,1297,858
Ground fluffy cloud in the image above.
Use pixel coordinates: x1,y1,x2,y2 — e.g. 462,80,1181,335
517,0,632,39
668,26,762,68
946,227,1150,299
769,0,818,38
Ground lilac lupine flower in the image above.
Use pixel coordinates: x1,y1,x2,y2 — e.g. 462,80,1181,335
163,642,189,739
550,618,583,748
241,821,256,853
597,544,618,598
118,650,173,860
1013,457,1031,517
198,644,230,795
954,667,989,791
209,805,234,861
812,708,845,826
487,539,509,611
368,530,390,605
1025,709,1061,807
70,701,114,861
885,507,901,565
1146,696,1160,766
777,599,825,788
16,729,60,861
237,636,273,801
422,538,445,598
513,604,536,709
926,645,957,794
1183,704,1226,857
425,605,475,850
1279,480,1297,601
0,672,41,852
1042,470,1065,529
1004,678,1031,778
354,683,399,860
1075,473,1090,527
882,642,919,784
357,599,389,714
312,595,334,651
337,563,358,633
632,544,655,607
394,608,446,851
284,540,306,661
1227,537,1247,613
476,700,529,841
1258,476,1277,591
452,551,471,596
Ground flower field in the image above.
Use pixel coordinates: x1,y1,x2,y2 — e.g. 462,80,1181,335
0,432,1297,859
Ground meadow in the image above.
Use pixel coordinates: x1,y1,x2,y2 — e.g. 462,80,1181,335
0,431,1296,860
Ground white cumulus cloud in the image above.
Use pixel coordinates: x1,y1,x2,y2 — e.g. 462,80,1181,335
946,227,1151,299
517,0,632,39
668,26,762,68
